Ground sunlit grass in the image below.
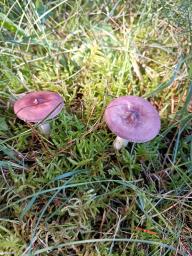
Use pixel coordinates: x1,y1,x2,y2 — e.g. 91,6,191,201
0,0,192,255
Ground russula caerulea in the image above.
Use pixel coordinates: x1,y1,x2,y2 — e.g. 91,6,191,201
14,91,64,135
104,96,161,150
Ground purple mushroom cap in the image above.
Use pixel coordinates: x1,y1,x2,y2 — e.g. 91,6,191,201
14,91,64,123
104,96,161,143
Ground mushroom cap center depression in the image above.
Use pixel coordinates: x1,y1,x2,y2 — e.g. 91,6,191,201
121,106,140,126
33,98,46,105
112,103,142,129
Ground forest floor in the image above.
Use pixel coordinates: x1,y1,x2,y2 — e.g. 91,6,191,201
0,0,192,255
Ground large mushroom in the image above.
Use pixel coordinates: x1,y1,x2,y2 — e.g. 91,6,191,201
14,91,64,135
104,96,161,150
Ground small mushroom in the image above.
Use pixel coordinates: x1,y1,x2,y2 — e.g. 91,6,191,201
104,96,161,150
14,91,64,135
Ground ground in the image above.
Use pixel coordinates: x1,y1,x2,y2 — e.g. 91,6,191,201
0,0,192,255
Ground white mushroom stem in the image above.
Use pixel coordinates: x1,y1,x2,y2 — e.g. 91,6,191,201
38,122,51,136
113,136,129,150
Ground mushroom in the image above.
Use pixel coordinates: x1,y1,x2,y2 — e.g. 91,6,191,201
104,96,161,150
14,91,64,135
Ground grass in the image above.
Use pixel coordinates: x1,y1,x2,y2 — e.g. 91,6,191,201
0,0,192,255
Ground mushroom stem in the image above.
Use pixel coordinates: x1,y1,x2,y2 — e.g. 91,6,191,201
113,136,129,150
38,122,51,136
